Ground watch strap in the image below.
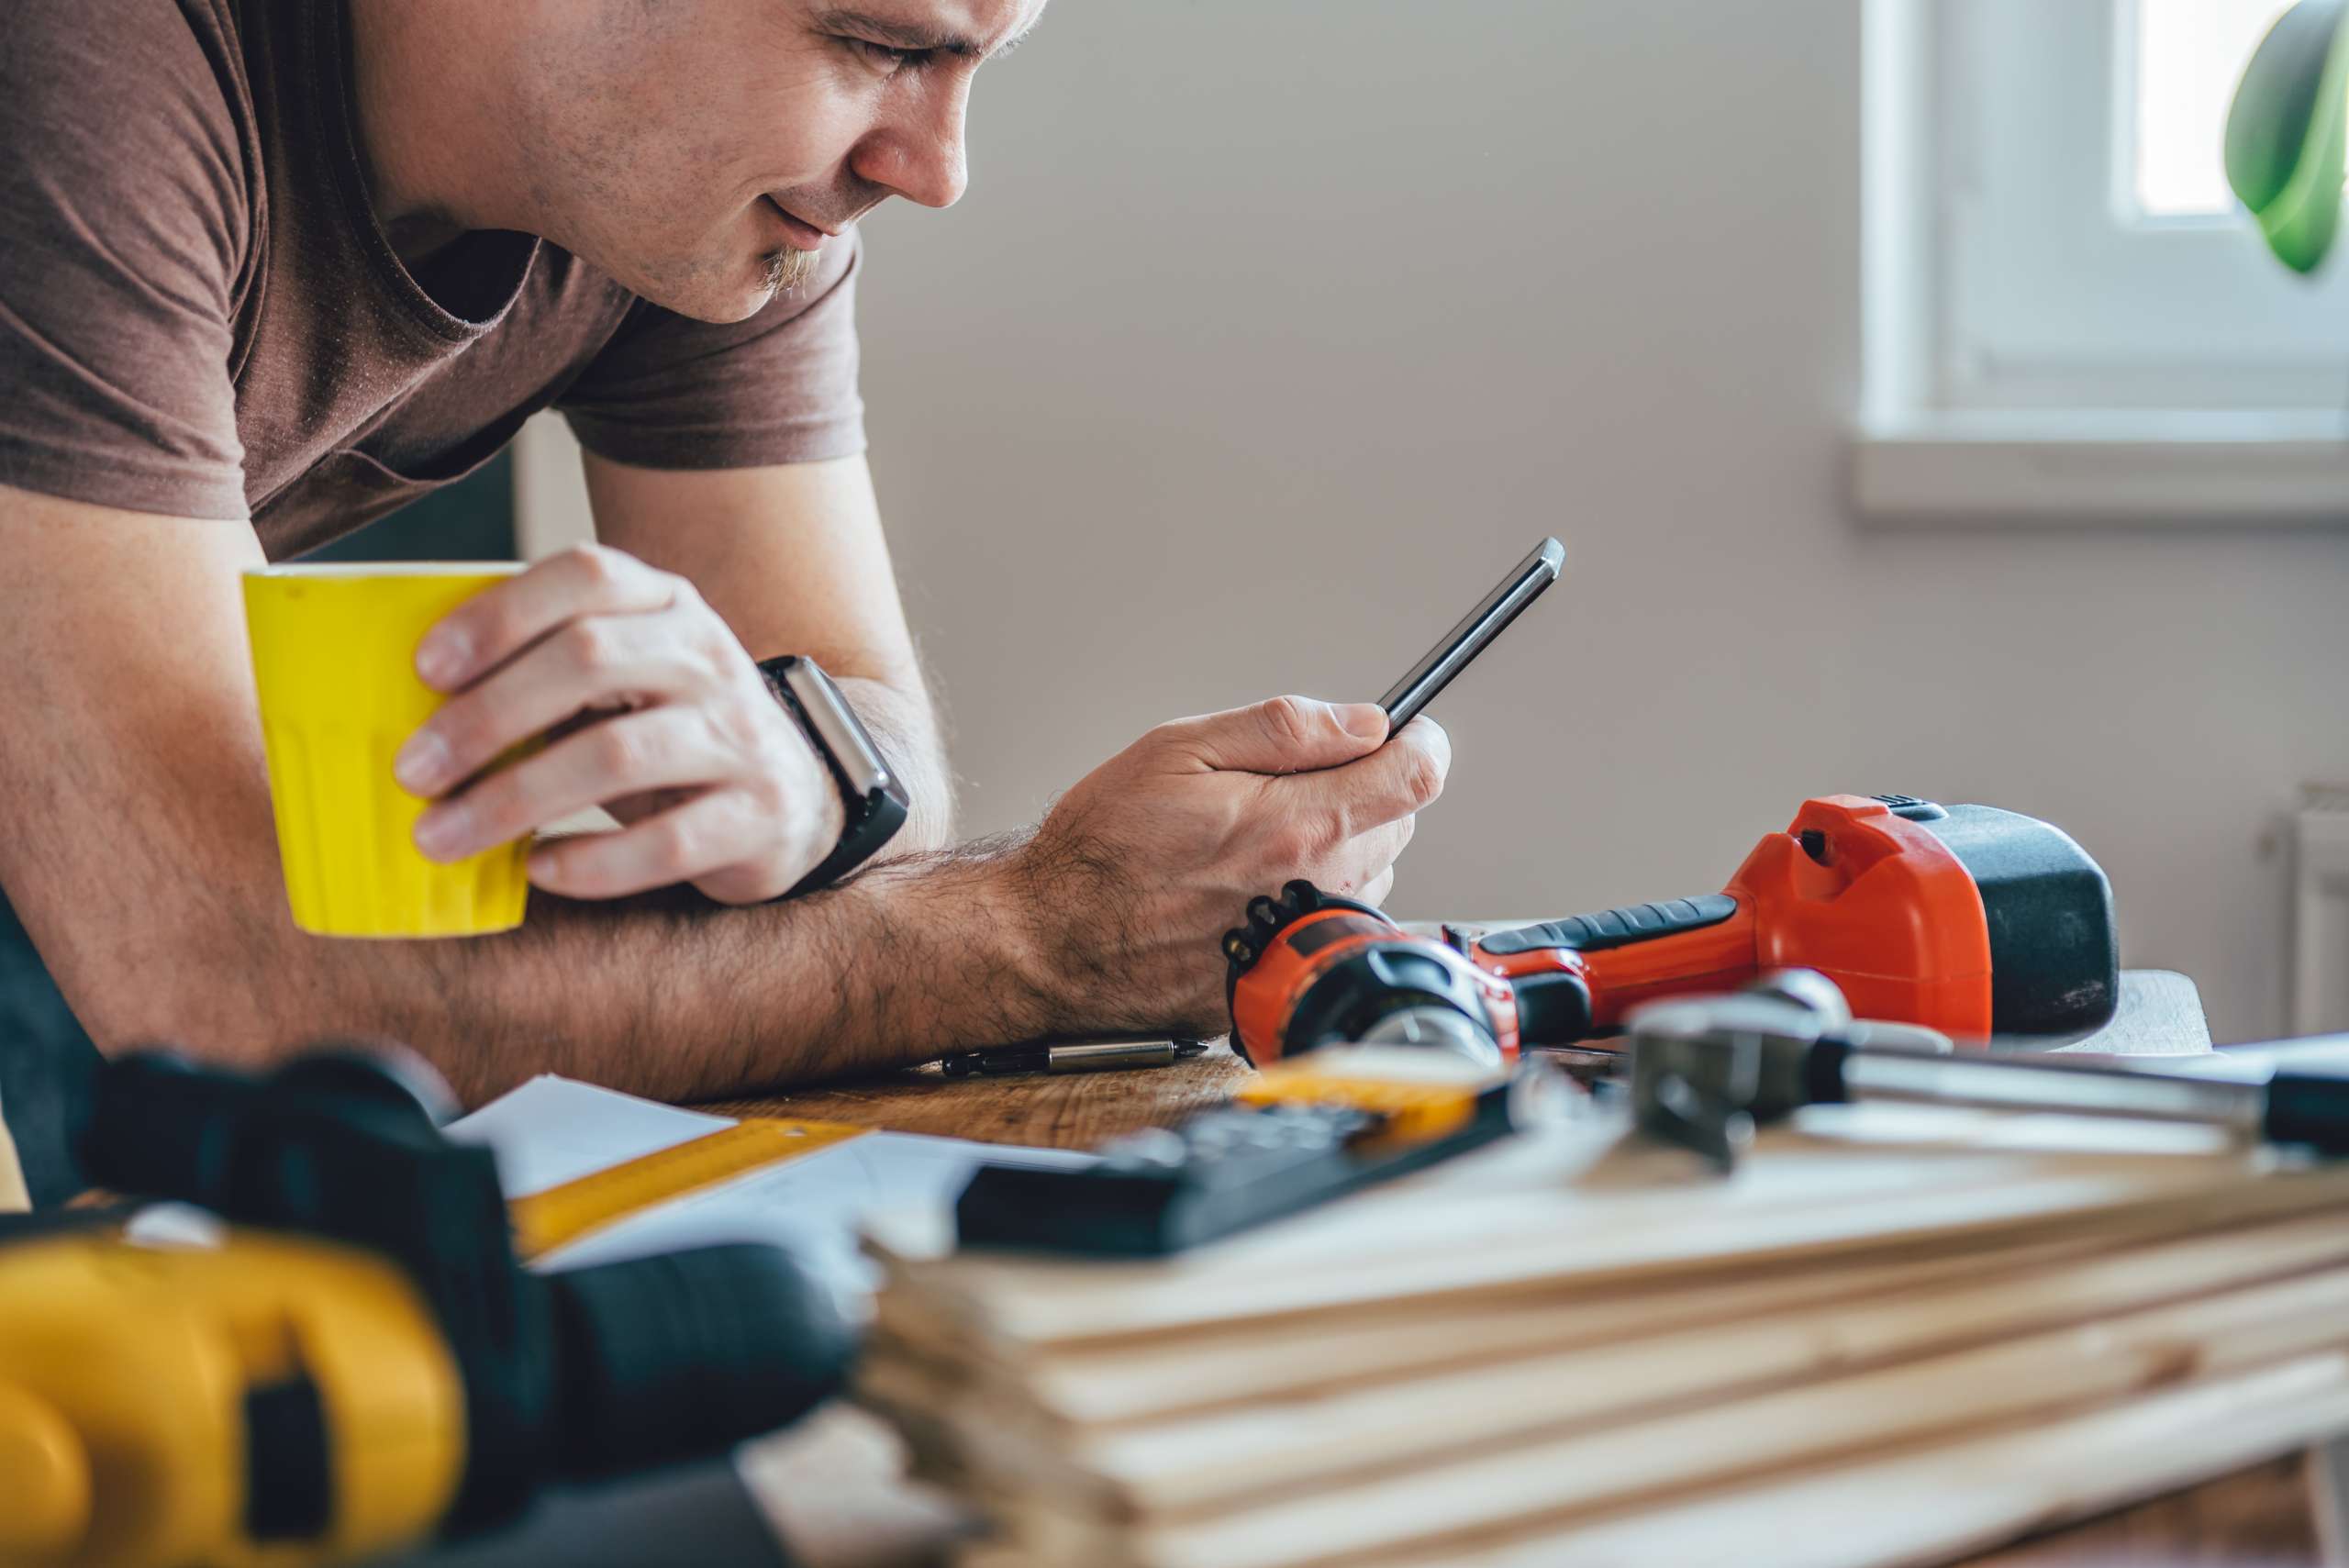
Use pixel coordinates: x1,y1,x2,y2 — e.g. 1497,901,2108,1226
758,656,910,897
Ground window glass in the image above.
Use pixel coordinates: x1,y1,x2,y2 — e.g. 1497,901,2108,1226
2132,0,2302,218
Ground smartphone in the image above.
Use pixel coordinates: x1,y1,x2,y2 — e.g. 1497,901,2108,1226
1376,537,1564,732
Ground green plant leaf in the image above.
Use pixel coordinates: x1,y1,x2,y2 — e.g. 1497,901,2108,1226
2226,0,2349,272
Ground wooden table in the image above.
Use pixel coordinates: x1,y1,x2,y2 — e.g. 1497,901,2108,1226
695,968,2349,1568
699,969,2216,1140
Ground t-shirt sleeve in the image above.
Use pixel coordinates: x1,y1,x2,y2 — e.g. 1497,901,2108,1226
557,229,867,471
0,0,250,520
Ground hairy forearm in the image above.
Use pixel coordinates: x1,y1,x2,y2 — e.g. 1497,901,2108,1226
142,835,1065,1107
395,672,959,1105
0,482,1076,1114
835,672,955,851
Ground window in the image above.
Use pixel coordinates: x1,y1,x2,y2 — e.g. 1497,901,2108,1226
2132,1,2304,219
1857,0,2349,520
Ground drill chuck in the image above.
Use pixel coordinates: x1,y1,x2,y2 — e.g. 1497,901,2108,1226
1224,881,1520,1067
1356,1003,1506,1067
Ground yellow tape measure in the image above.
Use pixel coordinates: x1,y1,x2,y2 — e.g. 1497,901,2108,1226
508,1118,871,1262
1234,1060,1492,1144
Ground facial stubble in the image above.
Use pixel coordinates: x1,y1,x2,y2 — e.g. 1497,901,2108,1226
763,246,820,295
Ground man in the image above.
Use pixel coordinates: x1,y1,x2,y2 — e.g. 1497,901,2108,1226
0,0,1448,1202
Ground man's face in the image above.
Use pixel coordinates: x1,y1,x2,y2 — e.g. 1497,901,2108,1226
518,0,1044,322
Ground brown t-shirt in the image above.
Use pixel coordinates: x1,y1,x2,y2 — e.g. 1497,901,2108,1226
0,0,867,559
0,0,866,1207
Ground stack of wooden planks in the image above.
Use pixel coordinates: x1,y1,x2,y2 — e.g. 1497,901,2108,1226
858,1104,2349,1567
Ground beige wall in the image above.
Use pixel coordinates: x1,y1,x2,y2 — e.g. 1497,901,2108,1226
821,0,2349,1042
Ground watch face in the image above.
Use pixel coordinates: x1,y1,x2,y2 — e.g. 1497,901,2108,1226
782,661,893,797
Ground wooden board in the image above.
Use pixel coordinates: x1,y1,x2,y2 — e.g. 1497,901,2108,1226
898,1212,2349,1516
1365,1352,2349,1568
872,1251,2349,1567
860,1144,2349,1559
754,1406,2334,1568
879,1123,2336,1347
905,1229,2132,1429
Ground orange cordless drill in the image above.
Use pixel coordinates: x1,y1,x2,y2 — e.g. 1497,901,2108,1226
1223,794,2118,1067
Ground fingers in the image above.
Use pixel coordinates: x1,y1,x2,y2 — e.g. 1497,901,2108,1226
1277,715,1450,837
415,544,679,692
1250,719,1439,906
395,606,727,798
415,707,727,862
393,540,841,903
1345,815,1414,895
527,791,769,901
1154,695,1392,776
1273,813,1414,907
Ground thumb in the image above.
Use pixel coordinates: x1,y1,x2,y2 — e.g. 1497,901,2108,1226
1161,695,1391,775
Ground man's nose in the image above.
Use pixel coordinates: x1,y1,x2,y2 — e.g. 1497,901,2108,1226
852,83,971,210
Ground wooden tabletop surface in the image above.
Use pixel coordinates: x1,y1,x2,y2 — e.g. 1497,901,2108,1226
698,969,2214,1145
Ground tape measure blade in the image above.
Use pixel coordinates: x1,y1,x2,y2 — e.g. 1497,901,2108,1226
508,1117,871,1262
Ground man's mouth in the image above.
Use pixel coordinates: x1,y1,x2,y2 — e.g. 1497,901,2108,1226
762,195,837,250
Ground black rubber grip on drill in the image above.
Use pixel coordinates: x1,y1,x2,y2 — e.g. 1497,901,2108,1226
1511,972,1596,1046
1478,895,1739,956
2261,1072,2349,1155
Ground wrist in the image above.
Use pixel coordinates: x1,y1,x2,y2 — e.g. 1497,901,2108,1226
974,831,1086,1040
829,673,954,851
837,832,1073,1048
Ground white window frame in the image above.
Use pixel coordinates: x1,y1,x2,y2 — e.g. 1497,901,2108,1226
1856,0,2349,523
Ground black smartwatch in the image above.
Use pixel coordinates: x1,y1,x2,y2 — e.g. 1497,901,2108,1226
756,655,910,898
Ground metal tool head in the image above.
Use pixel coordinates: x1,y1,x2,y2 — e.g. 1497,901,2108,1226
1748,966,1954,1053
1626,969,1960,1170
1742,967,1855,1033
1625,990,1831,1172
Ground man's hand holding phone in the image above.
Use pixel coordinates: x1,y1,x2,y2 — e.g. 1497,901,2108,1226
1012,695,1451,1040
1004,536,1560,1039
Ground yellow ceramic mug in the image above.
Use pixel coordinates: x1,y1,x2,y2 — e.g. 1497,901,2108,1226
243,562,529,938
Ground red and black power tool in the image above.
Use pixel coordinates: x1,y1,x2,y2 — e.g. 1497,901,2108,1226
1223,794,2118,1067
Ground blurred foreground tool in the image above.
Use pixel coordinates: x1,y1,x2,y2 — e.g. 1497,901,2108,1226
954,1048,1573,1255
1629,972,2349,1173
0,1047,852,1568
1221,795,2115,1071
862,1037,2349,1566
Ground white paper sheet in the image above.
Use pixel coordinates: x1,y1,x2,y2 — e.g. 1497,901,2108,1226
448,1073,736,1198
448,1074,1093,1302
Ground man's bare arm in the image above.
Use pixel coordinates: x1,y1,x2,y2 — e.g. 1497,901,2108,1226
582,452,955,850
0,485,1445,1106
0,486,1044,1103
